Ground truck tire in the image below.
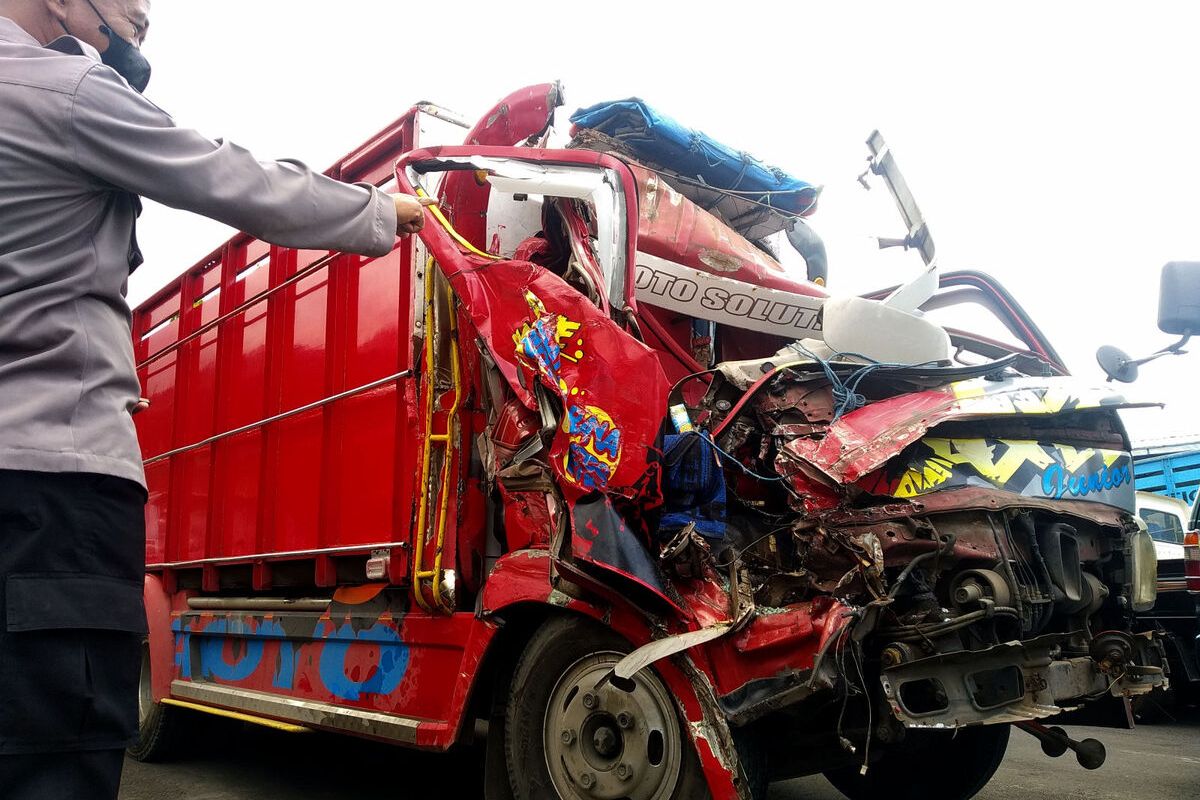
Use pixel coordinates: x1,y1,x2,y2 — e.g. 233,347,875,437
125,641,179,762
824,723,1009,800
504,615,711,800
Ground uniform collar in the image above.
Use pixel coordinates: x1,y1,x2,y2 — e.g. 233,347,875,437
0,15,101,61
0,16,41,45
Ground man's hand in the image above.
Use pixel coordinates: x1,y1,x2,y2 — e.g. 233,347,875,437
394,194,438,236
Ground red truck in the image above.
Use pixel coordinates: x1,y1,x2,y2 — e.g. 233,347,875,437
128,84,1166,800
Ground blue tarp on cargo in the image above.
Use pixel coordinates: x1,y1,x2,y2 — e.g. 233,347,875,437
570,99,818,217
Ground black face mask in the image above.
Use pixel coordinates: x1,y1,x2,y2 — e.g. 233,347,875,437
95,21,150,92
65,1,152,93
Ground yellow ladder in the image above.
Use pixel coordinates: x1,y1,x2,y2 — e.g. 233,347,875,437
412,258,461,614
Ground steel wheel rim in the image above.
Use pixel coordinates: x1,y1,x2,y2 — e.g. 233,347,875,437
543,650,682,800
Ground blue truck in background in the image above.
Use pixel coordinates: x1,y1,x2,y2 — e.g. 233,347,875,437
1135,449,1200,506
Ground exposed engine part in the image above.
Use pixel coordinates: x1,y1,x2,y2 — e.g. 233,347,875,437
1037,522,1083,604
658,522,714,581
1061,571,1109,617
879,642,922,669
879,633,1159,728
644,337,1167,735
1089,630,1135,675
950,569,1012,611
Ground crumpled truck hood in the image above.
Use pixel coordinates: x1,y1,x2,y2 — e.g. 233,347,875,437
778,376,1156,487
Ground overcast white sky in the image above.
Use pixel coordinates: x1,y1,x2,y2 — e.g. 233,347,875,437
129,1,1200,445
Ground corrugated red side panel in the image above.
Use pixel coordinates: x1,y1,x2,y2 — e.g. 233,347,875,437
134,113,423,572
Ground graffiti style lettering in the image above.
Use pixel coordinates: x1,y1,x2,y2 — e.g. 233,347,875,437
563,405,622,490
512,293,622,490
517,316,566,391
514,293,586,388
566,442,614,490
262,620,295,690
172,617,191,679
317,622,410,702
175,615,404,698
874,438,1134,511
1041,462,1132,501
567,405,621,459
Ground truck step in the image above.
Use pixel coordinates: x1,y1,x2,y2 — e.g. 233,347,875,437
160,697,311,734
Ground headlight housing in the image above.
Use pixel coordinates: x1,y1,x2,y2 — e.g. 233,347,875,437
1130,520,1158,612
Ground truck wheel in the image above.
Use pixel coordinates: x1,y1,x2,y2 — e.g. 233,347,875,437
504,615,711,800
125,642,178,762
824,724,1009,800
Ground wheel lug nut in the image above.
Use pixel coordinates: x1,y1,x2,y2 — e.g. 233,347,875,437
582,691,599,710
560,729,576,745
616,763,634,781
616,711,633,729
579,771,595,789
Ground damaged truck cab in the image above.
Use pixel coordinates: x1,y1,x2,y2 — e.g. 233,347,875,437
130,85,1165,800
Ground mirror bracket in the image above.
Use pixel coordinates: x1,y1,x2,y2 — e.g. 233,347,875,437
1097,334,1191,383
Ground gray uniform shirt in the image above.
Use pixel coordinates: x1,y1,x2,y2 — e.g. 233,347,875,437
0,17,398,488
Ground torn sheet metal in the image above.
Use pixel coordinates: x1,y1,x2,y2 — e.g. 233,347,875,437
609,624,734,686
443,258,669,499
778,376,1153,488
556,199,610,312
632,165,828,299
495,460,556,551
706,598,853,709
440,82,563,249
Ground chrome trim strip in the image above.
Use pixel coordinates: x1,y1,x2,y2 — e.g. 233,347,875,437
147,541,401,570
171,681,422,744
186,597,332,612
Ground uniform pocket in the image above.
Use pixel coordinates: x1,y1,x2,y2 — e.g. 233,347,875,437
0,574,145,752
5,573,146,633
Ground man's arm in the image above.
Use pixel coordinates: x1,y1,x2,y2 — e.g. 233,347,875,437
69,64,428,257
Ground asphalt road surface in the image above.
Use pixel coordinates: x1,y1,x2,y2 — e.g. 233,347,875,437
119,707,1200,800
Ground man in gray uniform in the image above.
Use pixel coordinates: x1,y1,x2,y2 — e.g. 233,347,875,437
0,1,434,797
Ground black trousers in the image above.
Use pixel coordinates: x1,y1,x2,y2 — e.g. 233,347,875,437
0,470,147,800
0,750,125,799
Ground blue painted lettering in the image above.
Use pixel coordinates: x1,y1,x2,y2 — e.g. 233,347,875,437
567,405,622,459
1041,462,1130,500
317,622,409,702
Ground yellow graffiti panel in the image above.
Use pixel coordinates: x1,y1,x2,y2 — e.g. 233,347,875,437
877,437,1132,507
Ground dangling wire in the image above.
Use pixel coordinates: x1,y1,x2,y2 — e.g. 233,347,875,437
686,430,785,483
787,343,943,420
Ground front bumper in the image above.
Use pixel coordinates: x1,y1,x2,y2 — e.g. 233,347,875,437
879,632,1166,728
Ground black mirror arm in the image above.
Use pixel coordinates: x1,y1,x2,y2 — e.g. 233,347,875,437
1104,333,1191,382
1132,332,1191,364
